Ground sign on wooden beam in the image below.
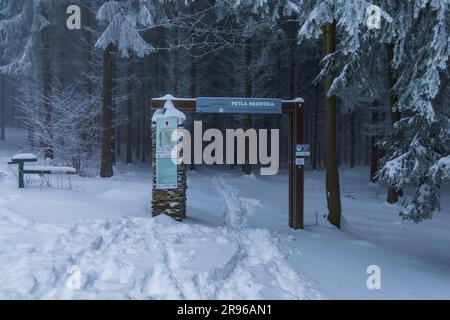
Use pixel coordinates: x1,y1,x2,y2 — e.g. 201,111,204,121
196,97,282,114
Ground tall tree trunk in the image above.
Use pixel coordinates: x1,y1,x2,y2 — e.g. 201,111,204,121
308,102,314,167
135,116,141,159
84,0,93,156
324,21,342,228
100,44,115,178
111,52,117,165
342,112,348,165
116,126,121,157
386,43,401,203
41,6,53,159
27,83,35,148
156,27,166,95
172,29,179,96
242,38,253,175
313,79,321,169
1,75,5,142
350,110,356,168
134,60,142,160
189,51,197,170
187,4,198,170
370,100,380,182
289,20,297,99
364,116,370,167
312,88,320,170
337,104,342,166
126,61,133,164
229,53,237,170
357,109,362,166
141,73,146,163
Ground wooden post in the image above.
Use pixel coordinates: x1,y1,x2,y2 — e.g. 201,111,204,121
18,161,24,189
289,101,304,229
288,111,293,227
151,97,305,229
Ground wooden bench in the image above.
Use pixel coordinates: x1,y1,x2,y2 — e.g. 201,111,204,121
8,154,76,188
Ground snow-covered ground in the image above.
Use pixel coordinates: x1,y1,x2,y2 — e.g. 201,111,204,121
0,127,449,299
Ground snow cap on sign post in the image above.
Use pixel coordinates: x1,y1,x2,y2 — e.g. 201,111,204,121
151,94,186,125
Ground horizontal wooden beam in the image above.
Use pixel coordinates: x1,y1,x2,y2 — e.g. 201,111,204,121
151,96,305,230
151,98,302,113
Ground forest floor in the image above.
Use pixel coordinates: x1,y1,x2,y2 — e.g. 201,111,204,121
0,127,449,299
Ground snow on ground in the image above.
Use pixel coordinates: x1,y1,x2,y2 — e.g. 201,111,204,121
0,128,320,299
0,127,449,299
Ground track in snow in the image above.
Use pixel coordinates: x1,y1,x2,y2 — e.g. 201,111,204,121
0,150,321,299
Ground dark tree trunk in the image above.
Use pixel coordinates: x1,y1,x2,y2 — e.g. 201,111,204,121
84,4,93,99
126,61,133,164
324,21,342,228
364,118,370,167
357,109,362,166
111,52,117,165
312,95,319,170
41,5,53,159
337,104,342,166
141,64,147,163
189,47,197,170
172,29,179,96
116,126,121,157
350,110,356,168
84,0,93,156
342,112,348,165
156,29,165,95
370,100,380,182
386,43,401,203
135,119,141,159
242,38,253,175
289,20,297,99
308,99,314,168
100,44,115,178
26,81,35,147
313,86,321,169
1,75,5,142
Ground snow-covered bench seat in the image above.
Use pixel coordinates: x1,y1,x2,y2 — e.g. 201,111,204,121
8,153,76,188
10,153,38,162
23,166,76,174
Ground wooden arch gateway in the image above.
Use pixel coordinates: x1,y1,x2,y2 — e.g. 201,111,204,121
151,96,306,229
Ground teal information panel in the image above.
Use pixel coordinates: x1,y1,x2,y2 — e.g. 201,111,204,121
156,117,178,189
196,97,282,114
156,158,178,189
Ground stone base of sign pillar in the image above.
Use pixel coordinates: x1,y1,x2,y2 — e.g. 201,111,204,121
151,99,187,221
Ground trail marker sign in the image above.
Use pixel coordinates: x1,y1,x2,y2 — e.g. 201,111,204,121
296,144,311,157
196,97,282,114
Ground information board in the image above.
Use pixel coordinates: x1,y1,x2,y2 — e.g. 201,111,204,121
196,97,282,114
156,117,178,189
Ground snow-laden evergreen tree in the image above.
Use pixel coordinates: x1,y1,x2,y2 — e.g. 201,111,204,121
231,0,450,222
316,1,449,223
0,0,45,75
297,0,450,222
225,0,300,21
375,1,450,222
95,0,158,57
295,0,395,96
